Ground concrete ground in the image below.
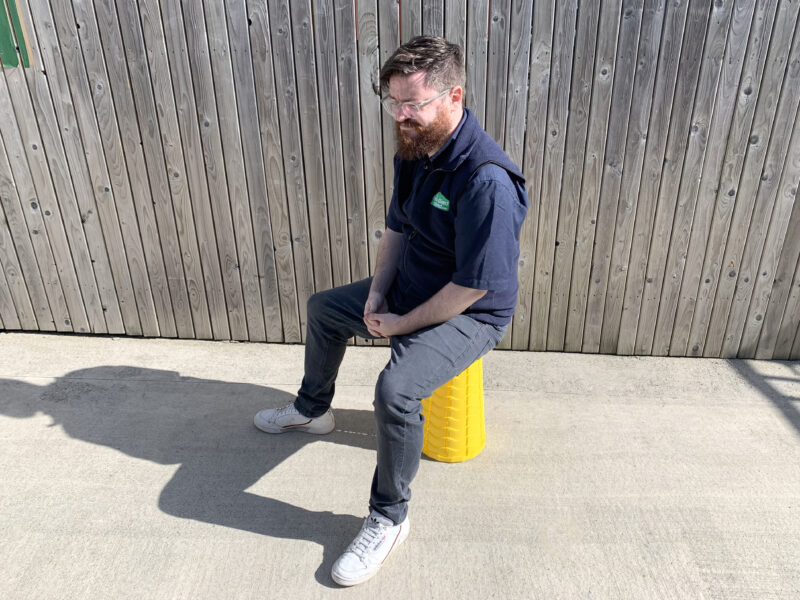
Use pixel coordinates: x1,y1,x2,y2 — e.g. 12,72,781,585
1,331,798,599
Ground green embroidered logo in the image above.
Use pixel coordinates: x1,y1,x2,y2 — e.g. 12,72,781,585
431,192,450,211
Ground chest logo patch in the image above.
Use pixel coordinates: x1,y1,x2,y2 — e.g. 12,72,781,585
431,192,450,211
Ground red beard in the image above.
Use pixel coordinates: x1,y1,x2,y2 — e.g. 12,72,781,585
394,108,454,160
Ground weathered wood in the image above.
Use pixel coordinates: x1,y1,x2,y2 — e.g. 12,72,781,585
564,0,623,352
268,0,318,339
484,0,511,145
530,0,577,351
94,0,176,338
1,62,93,334
634,0,709,356
599,0,666,354
512,0,553,350
670,0,758,356
226,0,284,342
160,0,229,340
334,0,370,284
495,0,532,350
0,141,38,329
313,0,352,292
401,0,421,42
0,74,65,331
775,244,800,358
422,0,444,36
6,1,111,336
444,0,467,51
741,110,800,358
547,0,601,351
0,249,18,329
582,0,644,353
180,0,248,340
465,0,489,126
757,127,800,358
247,0,301,342
116,0,195,338
687,0,778,357
203,0,266,341
722,10,800,357
652,0,735,356
619,0,698,356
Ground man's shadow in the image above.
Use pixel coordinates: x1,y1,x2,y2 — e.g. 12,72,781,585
0,366,375,586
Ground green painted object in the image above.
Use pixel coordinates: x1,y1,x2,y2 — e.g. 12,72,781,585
0,0,30,68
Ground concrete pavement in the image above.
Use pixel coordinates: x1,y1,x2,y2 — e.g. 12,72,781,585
1,332,798,599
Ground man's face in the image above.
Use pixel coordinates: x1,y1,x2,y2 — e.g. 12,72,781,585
387,72,460,160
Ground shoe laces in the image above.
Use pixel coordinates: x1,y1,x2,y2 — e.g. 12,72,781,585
274,403,300,418
350,517,387,559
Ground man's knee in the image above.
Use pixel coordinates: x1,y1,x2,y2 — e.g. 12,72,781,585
374,369,421,419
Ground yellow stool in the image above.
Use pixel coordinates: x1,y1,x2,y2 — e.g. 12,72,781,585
421,359,485,462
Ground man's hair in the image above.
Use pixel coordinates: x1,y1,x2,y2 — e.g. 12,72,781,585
379,36,466,95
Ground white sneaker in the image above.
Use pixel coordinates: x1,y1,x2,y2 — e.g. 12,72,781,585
253,402,335,434
331,511,410,587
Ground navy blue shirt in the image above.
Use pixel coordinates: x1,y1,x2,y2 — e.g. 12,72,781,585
385,108,528,326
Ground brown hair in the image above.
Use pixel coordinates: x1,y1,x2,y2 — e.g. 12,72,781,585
379,36,465,95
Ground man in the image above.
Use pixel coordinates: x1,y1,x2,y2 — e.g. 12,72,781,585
254,36,528,586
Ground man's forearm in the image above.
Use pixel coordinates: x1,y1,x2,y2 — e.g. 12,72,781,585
396,282,486,333
369,228,403,296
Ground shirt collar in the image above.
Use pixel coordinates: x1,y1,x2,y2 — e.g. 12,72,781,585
427,109,467,163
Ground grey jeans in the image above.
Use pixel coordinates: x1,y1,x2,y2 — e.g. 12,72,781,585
293,278,506,524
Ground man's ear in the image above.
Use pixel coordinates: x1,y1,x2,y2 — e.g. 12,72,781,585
450,86,463,107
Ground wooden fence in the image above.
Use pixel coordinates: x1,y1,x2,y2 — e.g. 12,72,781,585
0,0,799,358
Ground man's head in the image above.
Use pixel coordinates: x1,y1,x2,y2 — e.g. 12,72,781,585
380,36,465,160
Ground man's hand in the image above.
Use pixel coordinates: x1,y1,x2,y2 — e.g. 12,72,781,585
364,291,390,337
363,311,410,338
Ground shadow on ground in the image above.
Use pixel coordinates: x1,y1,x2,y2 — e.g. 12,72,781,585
0,366,377,587
730,360,800,440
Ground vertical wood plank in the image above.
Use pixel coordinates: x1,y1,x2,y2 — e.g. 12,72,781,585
756,136,800,358
401,0,421,42
247,0,301,342
530,0,578,350
226,0,283,341
334,0,370,284
0,139,38,329
465,0,489,126
484,0,511,145
203,0,267,341
116,0,195,338
547,0,601,351
616,0,690,354
444,0,467,50
498,0,532,350
0,74,66,331
634,0,710,355
179,0,248,340
357,0,385,279
289,0,335,296
94,0,176,338
0,244,19,329
422,0,444,36
268,0,320,339
513,0,554,350
739,91,800,357
564,0,623,352
582,0,644,353
687,0,779,357
775,247,800,358
599,0,666,354
313,0,352,291
160,0,230,340
711,0,800,357
670,0,758,356
651,0,734,356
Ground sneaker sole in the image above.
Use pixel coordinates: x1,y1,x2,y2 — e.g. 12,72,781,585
253,416,334,435
331,520,410,587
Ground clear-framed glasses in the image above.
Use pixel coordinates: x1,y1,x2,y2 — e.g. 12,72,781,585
381,88,451,117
